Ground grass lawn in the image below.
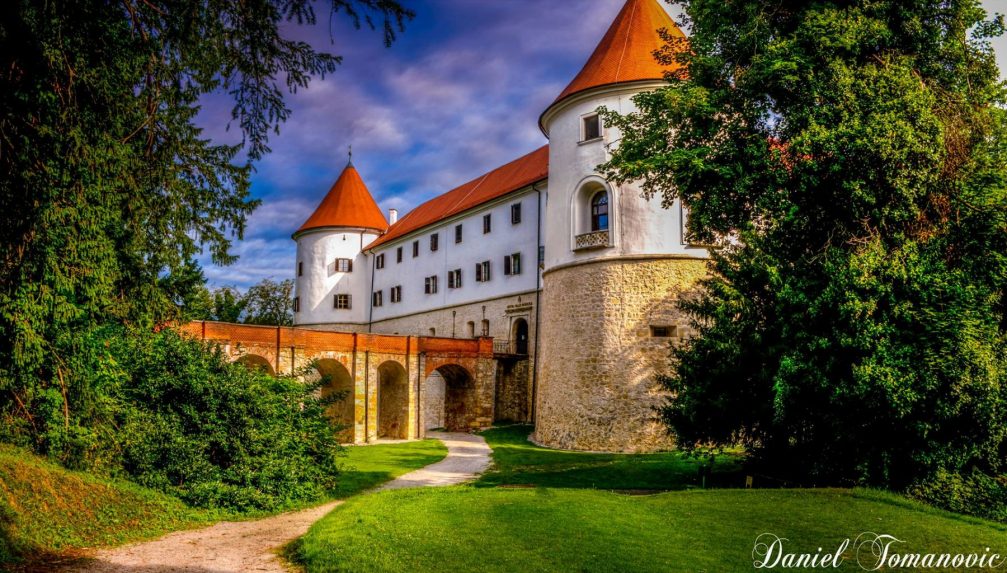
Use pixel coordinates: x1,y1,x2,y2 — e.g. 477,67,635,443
295,487,1007,573
333,439,447,498
476,425,743,490
0,444,216,564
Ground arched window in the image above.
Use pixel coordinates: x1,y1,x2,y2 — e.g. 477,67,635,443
590,191,609,232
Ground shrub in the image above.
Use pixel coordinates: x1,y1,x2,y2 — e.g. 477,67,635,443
908,470,1007,523
2,326,343,512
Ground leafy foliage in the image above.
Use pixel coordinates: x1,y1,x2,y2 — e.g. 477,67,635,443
243,278,295,326
0,0,410,467
602,0,1007,493
0,326,344,512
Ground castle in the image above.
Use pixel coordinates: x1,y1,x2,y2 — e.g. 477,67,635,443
291,0,708,452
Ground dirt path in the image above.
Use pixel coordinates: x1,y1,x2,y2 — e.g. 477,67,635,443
64,432,490,573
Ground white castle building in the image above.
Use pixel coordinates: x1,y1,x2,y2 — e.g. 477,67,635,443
292,0,709,452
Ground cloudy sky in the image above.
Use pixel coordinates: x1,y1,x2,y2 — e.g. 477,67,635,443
197,0,1007,289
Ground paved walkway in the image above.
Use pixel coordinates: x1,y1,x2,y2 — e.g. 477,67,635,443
64,432,490,573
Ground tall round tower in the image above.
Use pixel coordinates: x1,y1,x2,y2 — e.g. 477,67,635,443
534,0,708,452
293,160,388,331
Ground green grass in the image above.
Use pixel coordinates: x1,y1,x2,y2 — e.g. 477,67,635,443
332,439,448,498
476,425,743,490
296,487,1007,573
0,444,216,565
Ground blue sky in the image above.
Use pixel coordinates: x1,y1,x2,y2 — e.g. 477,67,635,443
197,0,1007,289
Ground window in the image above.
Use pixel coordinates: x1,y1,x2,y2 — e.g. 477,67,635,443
481,319,490,337
582,113,601,141
429,328,437,336
455,224,463,244
297,261,303,277
651,326,677,338
467,321,476,337
396,246,403,263
336,258,353,272
511,202,522,224
372,290,383,307
293,297,300,312
483,213,492,234
504,253,522,276
591,191,609,232
424,275,438,294
538,245,545,264
376,254,385,269
430,233,439,252
475,260,491,282
448,268,462,289
390,286,402,303
334,294,352,309
412,241,419,258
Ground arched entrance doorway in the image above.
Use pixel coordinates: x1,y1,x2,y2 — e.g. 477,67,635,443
235,354,274,375
314,359,355,442
512,318,529,355
422,364,475,432
377,361,409,439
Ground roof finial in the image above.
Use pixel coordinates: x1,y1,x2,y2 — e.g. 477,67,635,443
347,144,353,167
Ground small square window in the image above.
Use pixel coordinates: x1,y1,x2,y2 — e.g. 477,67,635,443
372,291,383,307
424,275,438,294
334,294,352,310
511,203,522,224
455,224,463,244
650,326,677,338
390,286,402,303
483,213,492,234
335,258,353,273
448,269,462,289
582,114,601,141
504,253,522,276
476,260,491,282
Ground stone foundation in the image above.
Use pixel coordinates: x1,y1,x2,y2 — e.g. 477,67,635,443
533,256,709,452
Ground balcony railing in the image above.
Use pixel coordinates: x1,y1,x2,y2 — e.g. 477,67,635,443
493,340,529,356
574,230,610,250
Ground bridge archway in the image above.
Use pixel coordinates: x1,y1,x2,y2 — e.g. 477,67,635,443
314,359,355,442
423,364,476,432
377,360,409,439
235,354,274,375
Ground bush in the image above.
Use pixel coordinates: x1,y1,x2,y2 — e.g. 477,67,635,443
908,470,1007,523
2,326,343,512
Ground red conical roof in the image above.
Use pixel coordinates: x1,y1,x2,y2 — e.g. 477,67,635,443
295,163,388,236
552,0,685,106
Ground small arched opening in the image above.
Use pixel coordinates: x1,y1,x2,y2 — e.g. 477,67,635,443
377,361,409,439
235,354,275,376
572,179,614,249
512,318,529,355
314,359,355,442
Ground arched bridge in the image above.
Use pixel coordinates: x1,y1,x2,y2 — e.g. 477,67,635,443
179,321,497,444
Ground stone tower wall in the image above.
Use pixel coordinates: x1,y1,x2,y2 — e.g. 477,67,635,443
534,256,708,452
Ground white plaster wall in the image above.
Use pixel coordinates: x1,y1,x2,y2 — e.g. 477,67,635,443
541,84,709,273
294,228,377,326
367,188,543,323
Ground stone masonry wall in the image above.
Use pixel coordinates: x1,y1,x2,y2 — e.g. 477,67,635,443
534,257,709,452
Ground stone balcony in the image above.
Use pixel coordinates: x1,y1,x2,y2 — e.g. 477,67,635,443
574,230,610,250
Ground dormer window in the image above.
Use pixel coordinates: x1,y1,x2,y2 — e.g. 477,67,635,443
591,191,609,232
582,113,601,142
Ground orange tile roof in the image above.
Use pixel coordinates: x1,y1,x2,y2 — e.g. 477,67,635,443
366,145,549,250
295,163,389,236
552,0,685,107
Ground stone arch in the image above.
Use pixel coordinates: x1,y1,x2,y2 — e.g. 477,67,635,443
377,360,409,439
314,359,355,442
423,364,476,432
511,318,529,355
235,354,274,375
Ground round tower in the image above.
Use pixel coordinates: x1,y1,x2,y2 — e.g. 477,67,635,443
293,159,388,331
534,0,709,452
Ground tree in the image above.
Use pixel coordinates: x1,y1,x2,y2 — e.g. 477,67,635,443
243,279,295,326
213,287,247,324
603,0,1007,489
0,1,411,452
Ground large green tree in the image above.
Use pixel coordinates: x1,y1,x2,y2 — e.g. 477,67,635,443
0,1,410,451
604,0,1007,488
